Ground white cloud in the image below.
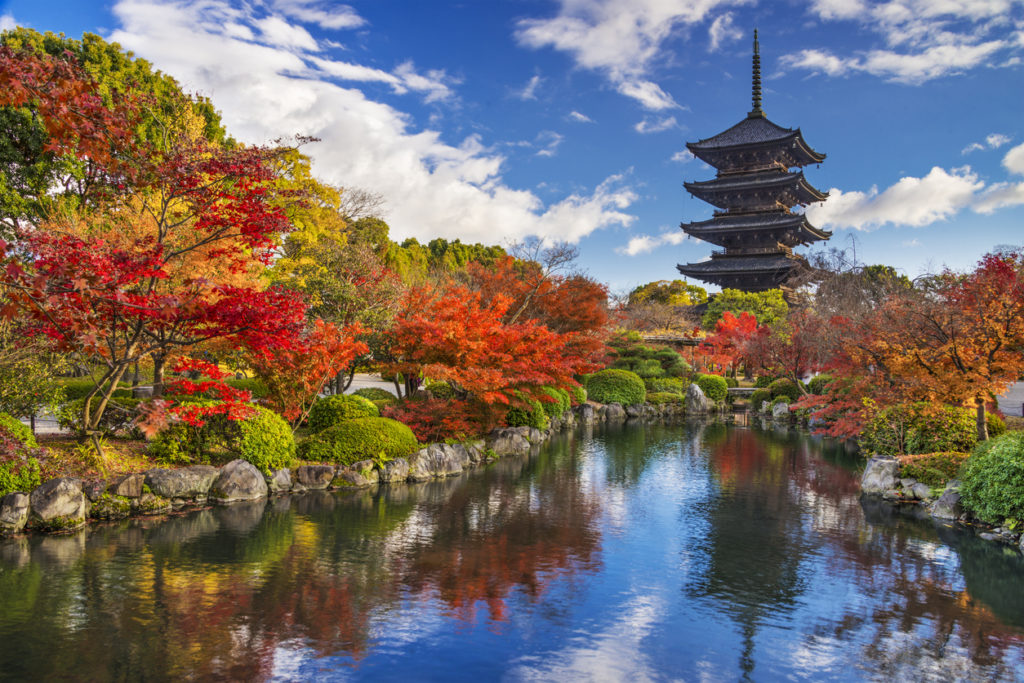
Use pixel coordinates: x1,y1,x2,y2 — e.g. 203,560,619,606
805,165,1024,230
308,57,454,102
902,238,921,247
634,116,677,134
671,150,695,163
108,0,637,246
987,133,1012,148
568,110,594,123
0,14,16,31
961,142,985,154
535,131,564,157
255,15,319,51
708,12,742,52
787,0,1024,83
516,74,542,100
393,61,455,103
514,0,746,110
272,0,366,30
1003,141,1024,175
616,229,685,256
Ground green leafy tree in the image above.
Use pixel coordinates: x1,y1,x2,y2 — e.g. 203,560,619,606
702,289,788,330
628,279,707,306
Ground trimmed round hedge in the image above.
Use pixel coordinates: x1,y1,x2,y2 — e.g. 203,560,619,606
307,394,379,433
539,387,571,418
353,387,397,402
749,388,771,411
506,396,549,430
696,374,728,403
569,385,587,406
646,392,684,405
644,377,686,395
0,413,36,449
768,378,801,402
960,432,1024,524
298,417,419,466
587,369,645,406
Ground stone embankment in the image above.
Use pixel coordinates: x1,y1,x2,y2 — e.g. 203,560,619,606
860,455,1024,553
1,399,691,537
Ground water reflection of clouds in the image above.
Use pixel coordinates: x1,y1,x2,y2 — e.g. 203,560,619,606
503,592,665,683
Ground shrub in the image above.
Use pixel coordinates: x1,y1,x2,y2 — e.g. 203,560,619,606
749,388,771,411
898,452,970,487
771,396,791,407
307,394,379,433
505,396,549,430
907,405,976,454
425,380,455,400
0,417,42,496
58,397,143,437
383,398,485,442
151,404,294,474
859,404,917,456
372,398,397,411
960,432,1024,523
754,376,776,388
987,413,1007,439
632,359,665,379
725,377,739,388
696,374,728,402
768,378,801,402
0,413,36,449
807,374,832,395
231,406,296,475
644,377,686,395
646,392,684,405
224,377,270,400
569,385,587,406
353,387,397,402
587,369,646,406
298,417,419,466
539,387,571,418
58,378,133,402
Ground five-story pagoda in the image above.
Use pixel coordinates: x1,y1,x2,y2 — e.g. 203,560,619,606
677,31,830,292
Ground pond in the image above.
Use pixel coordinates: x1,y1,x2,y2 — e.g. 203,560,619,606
1,422,1023,681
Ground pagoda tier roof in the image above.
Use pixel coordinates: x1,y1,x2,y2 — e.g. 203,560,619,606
681,212,831,247
677,252,807,290
688,115,824,161
684,170,828,210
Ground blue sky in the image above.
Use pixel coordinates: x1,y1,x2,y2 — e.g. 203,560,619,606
2,0,1023,293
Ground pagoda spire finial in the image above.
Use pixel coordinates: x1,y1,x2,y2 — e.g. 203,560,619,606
749,28,764,118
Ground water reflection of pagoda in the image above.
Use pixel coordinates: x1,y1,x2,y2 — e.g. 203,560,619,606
678,31,830,292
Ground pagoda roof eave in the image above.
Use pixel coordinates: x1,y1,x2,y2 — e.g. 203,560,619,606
687,130,825,167
684,171,829,206
681,213,832,242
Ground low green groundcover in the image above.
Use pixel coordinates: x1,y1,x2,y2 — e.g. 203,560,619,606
0,412,42,496
898,452,970,487
298,417,419,466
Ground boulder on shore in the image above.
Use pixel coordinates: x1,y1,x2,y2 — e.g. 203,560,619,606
0,492,30,534
930,481,964,520
861,456,900,495
686,384,710,413
210,459,268,503
145,466,219,499
29,478,88,531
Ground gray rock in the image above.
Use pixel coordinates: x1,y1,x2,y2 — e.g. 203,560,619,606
576,404,597,424
910,482,932,501
861,456,900,495
603,403,627,421
267,468,292,493
29,478,88,531
460,440,487,466
882,489,901,501
625,404,645,418
333,460,380,488
82,479,107,502
487,428,531,457
0,492,30,534
380,458,410,483
294,465,336,490
686,384,709,413
210,459,268,503
759,400,771,414
145,466,220,499
900,477,918,490
771,402,791,419
91,494,132,520
133,492,172,515
408,443,467,481
979,531,1001,542
108,473,145,498
930,486,963,520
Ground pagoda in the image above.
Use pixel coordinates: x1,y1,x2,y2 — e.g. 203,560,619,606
677,30,830,292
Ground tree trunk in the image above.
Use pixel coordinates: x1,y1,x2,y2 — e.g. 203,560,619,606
976,396,989,442
152,352,166,397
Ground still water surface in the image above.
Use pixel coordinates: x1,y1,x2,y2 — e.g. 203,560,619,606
1,422,1023,681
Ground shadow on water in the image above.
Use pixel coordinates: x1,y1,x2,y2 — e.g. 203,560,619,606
0,422,1022,681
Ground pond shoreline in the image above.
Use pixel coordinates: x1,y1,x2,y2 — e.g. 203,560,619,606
1,400,705,537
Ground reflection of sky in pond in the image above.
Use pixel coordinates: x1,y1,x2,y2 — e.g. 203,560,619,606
1,423,1023,681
